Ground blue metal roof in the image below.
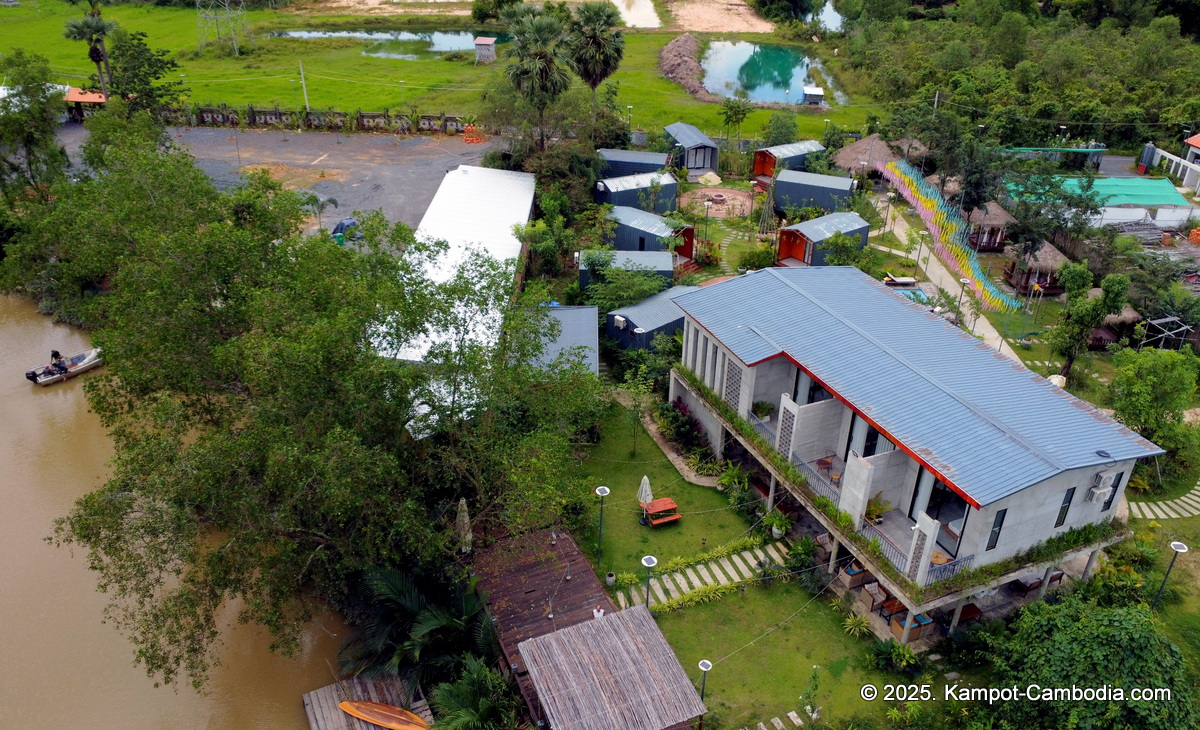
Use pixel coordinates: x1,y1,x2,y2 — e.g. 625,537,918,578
598,149,671,166
598,171,676,193
580,250,674,272
758,140,825,159
610,206,678,237
776,169,855,191
783,212,869,241
665,122,717,150
611,286,698,332
542,306,599,374
672,268,1162,507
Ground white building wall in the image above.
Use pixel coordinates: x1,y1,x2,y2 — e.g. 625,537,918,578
964,460,1136,565
790,398,846,460
862,448,913,509
752,357,797,410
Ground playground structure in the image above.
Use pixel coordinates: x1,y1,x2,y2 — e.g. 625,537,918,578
880,160,1022,312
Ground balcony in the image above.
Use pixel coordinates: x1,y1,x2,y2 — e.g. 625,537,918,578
859,511,976,586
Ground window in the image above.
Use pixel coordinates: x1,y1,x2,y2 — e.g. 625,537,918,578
1055,487,1076,528
807,379,831,404
1102,472,1124,512
987,509,1006,551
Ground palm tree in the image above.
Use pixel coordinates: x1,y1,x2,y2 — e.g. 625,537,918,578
338,569,497,702
64,0,110,17
429,656,523,730
303,193,338,229
63,16,117,101
505,13,575,152
567,2,624,111
720,96,754,148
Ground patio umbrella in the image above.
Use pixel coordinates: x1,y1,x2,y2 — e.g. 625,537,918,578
456,498,472,554
637,475,653,525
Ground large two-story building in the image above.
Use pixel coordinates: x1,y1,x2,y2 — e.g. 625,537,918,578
668,267,1162,638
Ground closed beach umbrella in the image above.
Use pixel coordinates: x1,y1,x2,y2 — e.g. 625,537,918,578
637,475,654,523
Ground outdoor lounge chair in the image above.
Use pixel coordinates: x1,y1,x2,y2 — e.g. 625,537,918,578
814,532,833,562
862,581,889,612
1014,576,1042,598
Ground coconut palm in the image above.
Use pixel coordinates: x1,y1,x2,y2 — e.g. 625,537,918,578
429,656,523,730
63,16,117,100
505,13,575,152
567,2,624,110
64,0,110,17
720,96,754,147
338,569,497,703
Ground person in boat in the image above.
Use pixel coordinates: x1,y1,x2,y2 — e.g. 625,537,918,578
50,350,68,375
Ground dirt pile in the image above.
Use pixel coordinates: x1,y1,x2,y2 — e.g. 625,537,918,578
658,34,722,104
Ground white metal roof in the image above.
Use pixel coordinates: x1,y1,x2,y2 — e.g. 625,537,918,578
598,171,676,193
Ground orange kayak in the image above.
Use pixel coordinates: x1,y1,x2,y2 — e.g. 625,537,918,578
337,700,430,730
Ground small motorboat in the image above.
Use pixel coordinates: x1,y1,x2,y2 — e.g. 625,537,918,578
25,348,103,386
337,700,430,730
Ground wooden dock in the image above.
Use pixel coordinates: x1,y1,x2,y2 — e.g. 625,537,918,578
303,676,433,730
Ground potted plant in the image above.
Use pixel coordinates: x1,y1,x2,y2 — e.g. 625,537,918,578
751,400,776,422
764,510,791,539
864,492,889,525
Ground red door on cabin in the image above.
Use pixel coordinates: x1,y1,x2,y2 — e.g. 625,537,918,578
677,226,695,258
752,151,775,178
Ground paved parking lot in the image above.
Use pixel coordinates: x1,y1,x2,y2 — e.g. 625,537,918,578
60,123,494,228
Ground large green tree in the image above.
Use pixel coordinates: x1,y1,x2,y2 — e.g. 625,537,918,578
985,597,1196,729
1109,347,1197,445
1047,260,1128,378
567,2,624,110
107,30,186,118
0,50,69,205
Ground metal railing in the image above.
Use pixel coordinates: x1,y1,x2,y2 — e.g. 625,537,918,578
747,412,777,446
859,519,909,574
924,554,975,586
792,453,840,506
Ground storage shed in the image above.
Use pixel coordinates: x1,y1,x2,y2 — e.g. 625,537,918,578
607,286,698,350
541,305,599,373
664,122,718,175
598,148,671,178
578,250,674,289
608,206,694,258
594,171,677,214
773,169,856,213
802,85,824,105
474,37,497,64
752,140,825,179
776,212,870,267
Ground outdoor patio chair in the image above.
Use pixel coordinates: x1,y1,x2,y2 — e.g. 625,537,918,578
1047,570,1065,589
862,581,889,612
1014,576,1042,598
814,532,833,562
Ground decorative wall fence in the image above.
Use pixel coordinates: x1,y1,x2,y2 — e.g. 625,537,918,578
879,159,1022,312
159,105,470,134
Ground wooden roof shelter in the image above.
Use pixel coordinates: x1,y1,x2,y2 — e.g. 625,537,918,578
519,605,706,730
965,202,1016,228
835,134,926,172
1087,288,1143,326
473,530,616,724
1005,243,1068,273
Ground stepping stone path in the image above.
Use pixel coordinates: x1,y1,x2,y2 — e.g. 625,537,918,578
1129,480,1200,520
717,230,741,275
614,542,790,607
738,710,806,730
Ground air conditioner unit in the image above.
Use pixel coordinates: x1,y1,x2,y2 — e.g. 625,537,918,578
1093,471,1117,489
613,315,627,330
1086,485,1113,504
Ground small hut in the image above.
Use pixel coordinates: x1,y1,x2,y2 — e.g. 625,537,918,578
965,203,1016,252
594,171,677,214
834,133,926,173
598,149,671,178
474,37,497,64
776,212,870,266
1087,288,1142,349
1004,244,1069,295
802,85,825,105
752,140,825,181
608,206,694,257
664,122,718,176
578,250,674,289
608,286,698,350
773,169,856,213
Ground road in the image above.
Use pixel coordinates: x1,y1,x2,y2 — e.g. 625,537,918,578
59,123,493,229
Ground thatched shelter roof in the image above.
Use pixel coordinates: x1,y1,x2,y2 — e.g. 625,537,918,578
1005,243,1068,273
519,605,706,730
835,134,926,171
966,202,1016,228
1088,288,1143,326
924,173,962,198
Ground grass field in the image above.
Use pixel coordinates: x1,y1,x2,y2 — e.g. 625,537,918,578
572,404,750,578
0,2,878,134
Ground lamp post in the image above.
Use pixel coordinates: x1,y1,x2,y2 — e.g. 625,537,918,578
595,486,610,564
1152,541,1188,609
918,231,929,274
697,660,713,730
627,105,633,128
885,191,895,234
823,118,830,134
399,79,405,106
956,277,970,314
227,134,241,167
642,555,657,606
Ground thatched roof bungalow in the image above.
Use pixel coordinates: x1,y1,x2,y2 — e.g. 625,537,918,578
835,134,926,173
1004,244,1069,295
1086,287,1143,349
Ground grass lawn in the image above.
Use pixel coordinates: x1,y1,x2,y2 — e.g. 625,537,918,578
2,4,878,134
573,403,748,578
658,582,893,727
1130,513,1200,667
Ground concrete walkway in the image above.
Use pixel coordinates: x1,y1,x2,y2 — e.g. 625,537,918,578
1129,481,1200,520
872,204,1023,363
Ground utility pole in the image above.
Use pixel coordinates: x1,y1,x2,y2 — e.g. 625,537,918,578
298,61,310,132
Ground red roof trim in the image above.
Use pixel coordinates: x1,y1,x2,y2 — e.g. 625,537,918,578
1186,133,1200,149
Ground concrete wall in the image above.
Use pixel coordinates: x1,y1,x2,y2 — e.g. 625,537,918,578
751,358,797,412
668,371,725,456
862,448,914,509
841,452,873,520
791,398,847,461
961,459,1137,566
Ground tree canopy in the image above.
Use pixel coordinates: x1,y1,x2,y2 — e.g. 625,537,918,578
0,50,68,206
1047,259,1128,378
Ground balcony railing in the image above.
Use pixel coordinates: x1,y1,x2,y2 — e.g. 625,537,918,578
925,554,975,586
747,412,777,445
790,453,841,506
859,518,909,574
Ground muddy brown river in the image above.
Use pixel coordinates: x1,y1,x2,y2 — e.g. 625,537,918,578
0,294,344,729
